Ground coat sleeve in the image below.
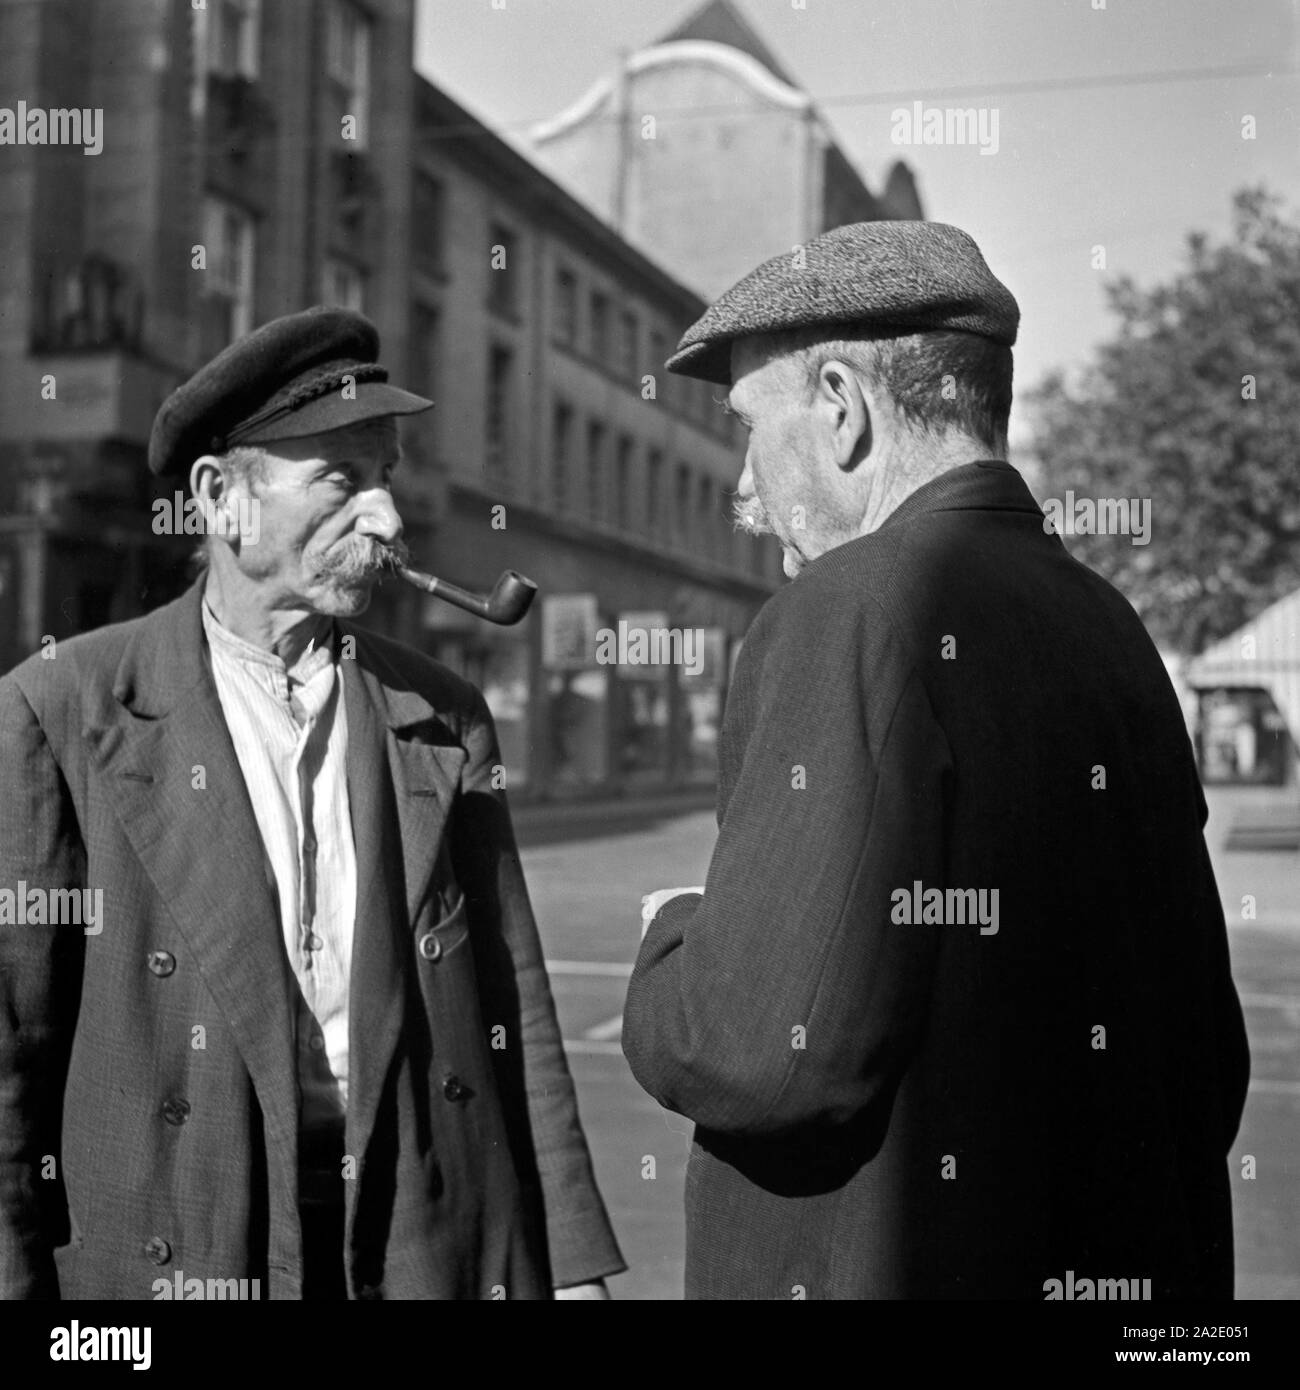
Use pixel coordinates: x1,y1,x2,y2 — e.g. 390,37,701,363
0,675,86,1299
622,590,952,1138
450,689,625,1290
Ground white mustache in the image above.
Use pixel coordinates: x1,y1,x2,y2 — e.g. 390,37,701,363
314,537,409,580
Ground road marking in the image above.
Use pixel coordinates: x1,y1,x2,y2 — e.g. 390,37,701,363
584,1013,624,1041
563,1039,625,1057
560,1047,1300,1094
1239,993,1300,1009
1249,1079,1300,1096
546,959,634,978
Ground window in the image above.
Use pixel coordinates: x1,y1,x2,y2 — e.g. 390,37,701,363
615,436,634,531
589,291,609,361
698,476,714,557
697,379,713,425
486,344,514,478
552,400,573,510
554,267,577,346
750,533,767,579
321,258,365,311
649,328,668,402
487,222,519,318
205,0,260,78
326,0,371,149
618,311,638,379
646,448,663,530
410,302,439,400
200,195,255,355
412,172,446,277
675,463,691,545
586,421,606,521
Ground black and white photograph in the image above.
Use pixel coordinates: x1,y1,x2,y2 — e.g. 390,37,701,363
0,0,1296,1362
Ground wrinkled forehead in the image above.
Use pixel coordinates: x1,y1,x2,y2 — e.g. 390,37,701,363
729,335,800,413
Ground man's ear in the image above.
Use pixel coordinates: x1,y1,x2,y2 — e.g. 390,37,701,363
189,455,224,508
188,455,236,548
815,359,871,470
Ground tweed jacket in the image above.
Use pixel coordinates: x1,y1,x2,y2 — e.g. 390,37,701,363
0,578,624,1299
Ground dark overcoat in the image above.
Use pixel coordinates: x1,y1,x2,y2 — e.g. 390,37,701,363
0,579,623,1299
624,460,1249,1300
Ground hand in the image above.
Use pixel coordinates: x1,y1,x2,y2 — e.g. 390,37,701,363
640,886,705,939
554,1280,609,1300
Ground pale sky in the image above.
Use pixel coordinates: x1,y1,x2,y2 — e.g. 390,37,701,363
415,0,1299,424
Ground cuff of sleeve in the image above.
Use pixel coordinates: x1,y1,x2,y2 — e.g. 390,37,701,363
546,1208,628,1290
652,891,702,933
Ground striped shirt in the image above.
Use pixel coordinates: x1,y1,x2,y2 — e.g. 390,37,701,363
202,596,356,1136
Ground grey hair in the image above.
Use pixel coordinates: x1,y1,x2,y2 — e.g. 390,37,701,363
759,326,1013,455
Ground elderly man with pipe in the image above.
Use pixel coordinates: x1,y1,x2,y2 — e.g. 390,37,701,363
0,307,622,1300
623,222,1250,1300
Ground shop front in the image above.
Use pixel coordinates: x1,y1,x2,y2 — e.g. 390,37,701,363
417,490,770,802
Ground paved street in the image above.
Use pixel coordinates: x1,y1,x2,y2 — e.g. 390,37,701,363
518,786,1300,1301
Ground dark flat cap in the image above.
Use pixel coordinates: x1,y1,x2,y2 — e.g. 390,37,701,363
667,220,1019,385
148,306,433,476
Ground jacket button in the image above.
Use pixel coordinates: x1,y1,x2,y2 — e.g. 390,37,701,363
417,932,442,962
442,1074,469,1102
161,1097,191,1126
146,950,176,977
144,1236,172,1265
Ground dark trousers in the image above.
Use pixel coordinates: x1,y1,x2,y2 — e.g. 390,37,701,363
299,1123,347,1300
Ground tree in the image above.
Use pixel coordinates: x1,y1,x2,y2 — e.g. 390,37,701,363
1026,187,1300,654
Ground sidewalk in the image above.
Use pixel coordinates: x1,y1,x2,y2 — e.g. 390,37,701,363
1204,786,1300,933
511,786,716,848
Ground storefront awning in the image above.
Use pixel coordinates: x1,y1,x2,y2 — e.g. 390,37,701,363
1184,587,1300,744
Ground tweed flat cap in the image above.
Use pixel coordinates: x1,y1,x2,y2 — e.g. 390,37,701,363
148,306,433,476
667,220,1019,385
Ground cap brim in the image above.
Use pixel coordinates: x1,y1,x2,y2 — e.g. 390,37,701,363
239,381,434,444
665,340,733,386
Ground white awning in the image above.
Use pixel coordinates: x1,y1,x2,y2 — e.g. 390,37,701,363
1184,587,1300,742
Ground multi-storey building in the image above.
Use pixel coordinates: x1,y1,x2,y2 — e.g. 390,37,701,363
530,0,924,301
0,0,418,668
0,0,783,800
402,78,779,797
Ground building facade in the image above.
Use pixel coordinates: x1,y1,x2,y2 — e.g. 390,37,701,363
401,78,780,799
0,0,782,801
0,0,419,668
529,0,924,300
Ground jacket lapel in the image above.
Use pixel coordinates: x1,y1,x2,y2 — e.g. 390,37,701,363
339,633,468,1176
89,583,470,1215
88,580,300,1150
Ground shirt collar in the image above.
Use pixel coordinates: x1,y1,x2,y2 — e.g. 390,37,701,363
201,593,337,687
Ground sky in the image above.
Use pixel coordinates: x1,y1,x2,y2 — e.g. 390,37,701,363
415,0,1299,425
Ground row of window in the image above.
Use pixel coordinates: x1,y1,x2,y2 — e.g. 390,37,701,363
411,171,733,444
553,261,734,440
199,196,362,356
549,399,759,573
198,0,371,148
415,310,753,571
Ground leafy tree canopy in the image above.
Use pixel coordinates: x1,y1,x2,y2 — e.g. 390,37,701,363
1027,187,1300,654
